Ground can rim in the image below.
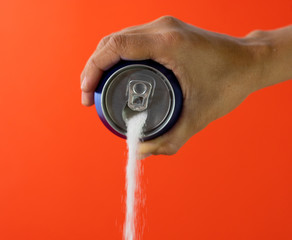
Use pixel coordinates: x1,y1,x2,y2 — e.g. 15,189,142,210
101,64,175,139
95,60,183,141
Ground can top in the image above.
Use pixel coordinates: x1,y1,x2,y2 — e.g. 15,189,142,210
95,60,183,140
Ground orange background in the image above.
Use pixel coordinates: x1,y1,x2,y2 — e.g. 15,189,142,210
0,0,292,239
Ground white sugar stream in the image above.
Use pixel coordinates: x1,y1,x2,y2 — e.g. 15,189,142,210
124,111,147,240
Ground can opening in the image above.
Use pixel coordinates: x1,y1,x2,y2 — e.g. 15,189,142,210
133,96,143,105
127,80,153,112
122,103,147,123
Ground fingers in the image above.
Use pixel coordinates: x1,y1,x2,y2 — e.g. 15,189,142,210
81,45,121,92
138,111,194,156
80,16,182,106
106,33,161,60
81,91,94,106
81,33,164,106
138,100,209,156
96,20,155,52
80,38,121,106
138,126,190,156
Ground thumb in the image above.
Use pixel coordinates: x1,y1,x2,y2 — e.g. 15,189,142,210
138,112,193,156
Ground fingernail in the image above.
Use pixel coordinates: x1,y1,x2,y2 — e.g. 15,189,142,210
81,77,87,91
81,91,87,105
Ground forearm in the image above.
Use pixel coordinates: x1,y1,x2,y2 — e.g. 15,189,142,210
246,25,292,91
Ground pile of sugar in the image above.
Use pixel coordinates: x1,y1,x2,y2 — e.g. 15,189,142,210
124,111,147,240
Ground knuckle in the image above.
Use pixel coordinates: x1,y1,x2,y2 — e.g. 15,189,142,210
158,15,178,25
97,35,111,49
247,29,266,38
108,33,125,50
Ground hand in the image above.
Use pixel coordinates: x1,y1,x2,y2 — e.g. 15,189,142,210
80,16,284,157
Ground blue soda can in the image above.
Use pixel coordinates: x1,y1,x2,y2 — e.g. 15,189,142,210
94,60,183,141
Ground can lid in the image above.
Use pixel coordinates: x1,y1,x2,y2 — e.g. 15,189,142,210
102,64,174,138
95,60,183,140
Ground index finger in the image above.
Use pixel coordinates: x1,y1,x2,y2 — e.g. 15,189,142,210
80,33,161,106
80,44,120,106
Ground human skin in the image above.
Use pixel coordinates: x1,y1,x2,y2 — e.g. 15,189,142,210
80,16,292,157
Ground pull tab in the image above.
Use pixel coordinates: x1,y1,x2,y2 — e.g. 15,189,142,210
127,80,153,111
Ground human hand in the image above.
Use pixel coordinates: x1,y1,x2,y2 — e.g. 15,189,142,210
80,16,282,157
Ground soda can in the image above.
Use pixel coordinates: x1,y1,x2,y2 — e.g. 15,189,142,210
94,60,183,141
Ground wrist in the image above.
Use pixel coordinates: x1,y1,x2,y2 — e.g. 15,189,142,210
242,30,274,92
243,26,292,92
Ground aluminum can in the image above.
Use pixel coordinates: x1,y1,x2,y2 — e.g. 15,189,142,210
94,60,183,140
